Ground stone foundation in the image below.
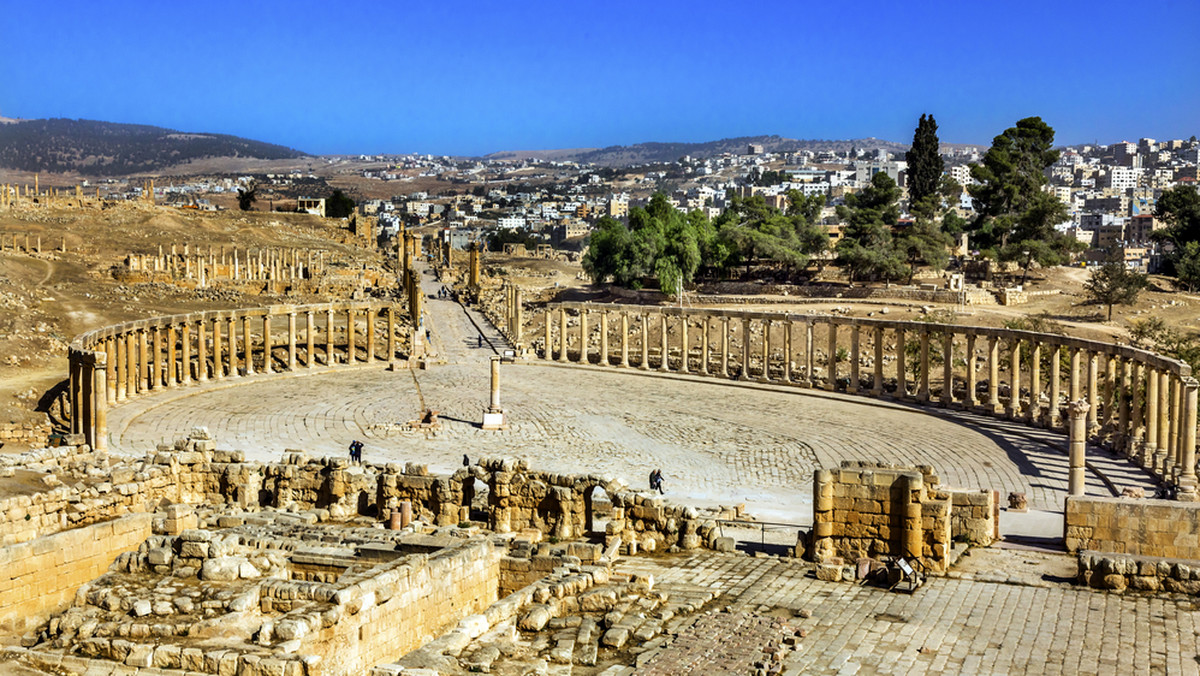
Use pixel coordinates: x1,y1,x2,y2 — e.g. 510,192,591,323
1066,496,1200,558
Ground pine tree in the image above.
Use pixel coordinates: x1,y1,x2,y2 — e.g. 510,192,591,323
905,114,944,209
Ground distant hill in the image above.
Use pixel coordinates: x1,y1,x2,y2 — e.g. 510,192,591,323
486,135,920,167
0,118,307,176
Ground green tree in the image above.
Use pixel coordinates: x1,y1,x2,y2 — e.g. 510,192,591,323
715,192,828,278
581,217,634,285
1175,241,1200,291
835,172,906,282
326,189,356,219
967,117,1072,279
237,185,256,211
1084,259,1148,321
905,114,944,217
1154,185,1200,246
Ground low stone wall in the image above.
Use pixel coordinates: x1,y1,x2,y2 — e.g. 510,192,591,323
1065,496,1200,558
0,513,152,634
0,422,53,448
948,489,998,546
809,463,952,572
1077,550,1200,593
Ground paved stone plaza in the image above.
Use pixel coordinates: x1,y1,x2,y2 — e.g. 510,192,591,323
620,551,1200,676
107,266,1159,523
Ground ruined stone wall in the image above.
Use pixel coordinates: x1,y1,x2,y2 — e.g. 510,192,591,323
809,463,951,572
0,513,152,634
1077,549,1200,593
304,539,502,675
1066,496,1200,558
947,489,998,546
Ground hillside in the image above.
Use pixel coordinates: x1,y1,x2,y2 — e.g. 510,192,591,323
0,118,308,176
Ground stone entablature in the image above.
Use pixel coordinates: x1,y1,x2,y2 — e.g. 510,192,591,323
65,301,414,452
534,301,1199,497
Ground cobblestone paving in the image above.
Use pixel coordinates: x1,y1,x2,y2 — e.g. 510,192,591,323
108,264,1158,521
619,552,1200,676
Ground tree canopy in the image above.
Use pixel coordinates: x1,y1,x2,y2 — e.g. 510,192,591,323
905,114,944,215
237,185,256,211
1084,259,1148,321
1154,185,1200,247
326,189,356,219
835,172,907,282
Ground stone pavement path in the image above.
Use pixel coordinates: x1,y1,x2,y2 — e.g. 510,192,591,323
619,551,1200,676
106,264,1160,524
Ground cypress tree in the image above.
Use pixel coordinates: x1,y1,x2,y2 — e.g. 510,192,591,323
905,114,944,207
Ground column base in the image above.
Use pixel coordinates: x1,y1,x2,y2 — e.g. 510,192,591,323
482,410,507,431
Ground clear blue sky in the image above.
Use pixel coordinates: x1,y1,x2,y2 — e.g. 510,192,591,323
2,0,1197,156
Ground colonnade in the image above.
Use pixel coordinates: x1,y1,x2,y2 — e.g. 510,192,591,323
67,302,407,452
124,245,324,283
541,302,1199,497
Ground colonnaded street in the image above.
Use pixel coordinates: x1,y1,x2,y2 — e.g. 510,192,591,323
108,266,1158,525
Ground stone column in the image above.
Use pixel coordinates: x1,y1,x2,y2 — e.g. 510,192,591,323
1069,348,1082,404
681,315,690,374
758,319,769,382
1171,377,1183,480
941,331,954,407
1145,368,1160,469
326,308,335,366
783,320,793,382
917,329,931,402
1157,370,1171,473
1117,357,1131,453
167,326,178,386
1178,378,1199,500
720,317,730,377
544,310,553,361
740,317,752,380
620,312,630,367
643,314,652,372
223,317,236,377
966,333,978,408
513,287,523,343
212,319,223,379
825,323,837,391
1068,400,1090,497
343,309,353,366
1007,338,1020,419
872,326,884,396
288,312,298,369
138,329,149,391
579,308,589,365
987,336,1000,413
385,308,395,364
243,316,254,375
180,324,191,384
599,310,609,367
559,308,568,363
1102,355,1117,435
848,325,860,394
196,319,208,382
701,316,710,375
902,473,924,560
1027,342,1041,424
1086,352,1100,434
115,335,127,400
366,308,376,364
93,361,107,453
1049,345,1062,428
490,356,502,411
804,322,815,387
105,339,117,405
895,328,907,399
151,326,163,389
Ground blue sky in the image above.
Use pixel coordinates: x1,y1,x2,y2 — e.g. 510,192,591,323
2,0,1197,156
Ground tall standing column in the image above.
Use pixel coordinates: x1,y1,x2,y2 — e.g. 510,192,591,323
1069,348,1082,405
1087,352,1100,434
166,326,178,386
783,320,793,383
325,308,335,367
1102,355,1117,435
758,319,769,382
804,322,814,387
660,314,670,372
115,334,127,401
1178,378,1198,500
579,309,590,365
138,329,149,391
307,311,317,368
1027,342,1042,424
599,311,609,367
917,329,931,403
196,319,208,382
1170,377,1183,480
966,333,978,408
620,312,630,367
366,309,376,364
559,308,568,363
701,316,710,375
872,326,884,395
1007,338,1021,419
681,315,690,374
1068,400,1090,497
343,309,353,367
825,323,838,392
93,360,107,453
848,325,860,394
636,313,648,370
1144,368,1160,469
544,310,553,361
941,331,954,407
987,336,1000,413
243,316,254,375
105,338,117,405
1157,370,1171,474
720,317,730,377
740,317,752,380
895,328,907,399
1117,357,1132,453
180,324,192,385
212,319,224,379
125,330,138,395
1049,345,1062,428
227,317,239,377
385,308,395,364
151,327,163,389
288,312,298,369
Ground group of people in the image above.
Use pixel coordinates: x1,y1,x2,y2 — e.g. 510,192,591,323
348,439,364,464
437,285,451,299
649,468,665,494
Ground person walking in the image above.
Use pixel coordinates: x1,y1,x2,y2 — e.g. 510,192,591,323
649,469,665,494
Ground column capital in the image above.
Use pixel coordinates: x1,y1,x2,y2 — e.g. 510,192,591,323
1068,399,1091,418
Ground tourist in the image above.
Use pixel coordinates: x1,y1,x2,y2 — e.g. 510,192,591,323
463,454,470,467
349,440,363,464
649,469,664,494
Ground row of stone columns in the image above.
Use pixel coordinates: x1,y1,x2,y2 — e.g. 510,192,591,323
126,246,322,282
72,304,403,451
540,304,1200,497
